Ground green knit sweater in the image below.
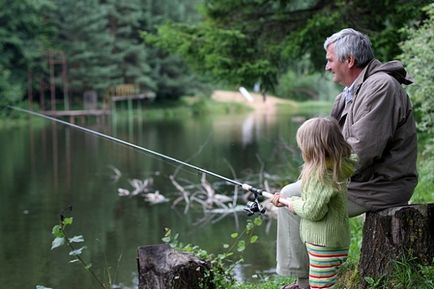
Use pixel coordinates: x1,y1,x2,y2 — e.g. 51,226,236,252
290,163,354,248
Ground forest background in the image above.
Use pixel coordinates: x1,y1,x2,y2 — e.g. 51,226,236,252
1,0,434,287
1,0,433,199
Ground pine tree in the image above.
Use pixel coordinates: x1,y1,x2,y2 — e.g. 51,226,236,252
106,0,154,92
140,0,204,101
54,0,118,97
0,0,54,104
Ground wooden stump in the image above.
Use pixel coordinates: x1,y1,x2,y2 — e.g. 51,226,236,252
359,204,434,288
137,244,214,289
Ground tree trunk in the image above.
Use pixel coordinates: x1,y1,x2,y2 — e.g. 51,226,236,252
137,244,214,289
359,204,434,288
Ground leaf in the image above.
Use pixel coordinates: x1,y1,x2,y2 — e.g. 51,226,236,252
36,285,52,289
69,259,79,263
237,240,245,252
51,225,64,238
63,217,73,226
253,217,263,226
230,232,238,239
223,244,229,249
51,237,65,250
161,236,171,243
68,235,84,243
250,235,258,243
69,246,86,256
85,264,92,270
364,277,374,285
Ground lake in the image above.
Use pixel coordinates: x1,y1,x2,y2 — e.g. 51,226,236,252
0,106,325,288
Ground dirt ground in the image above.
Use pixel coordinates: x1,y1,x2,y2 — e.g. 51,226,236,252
211,90,292,114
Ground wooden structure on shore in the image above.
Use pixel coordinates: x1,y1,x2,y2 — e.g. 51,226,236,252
27,50,156,122
43,109,111,124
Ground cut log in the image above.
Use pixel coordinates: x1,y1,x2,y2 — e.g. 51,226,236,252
137,244,214,289
359,204,434,288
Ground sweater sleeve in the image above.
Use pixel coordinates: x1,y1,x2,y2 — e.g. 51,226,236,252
290,179,334,221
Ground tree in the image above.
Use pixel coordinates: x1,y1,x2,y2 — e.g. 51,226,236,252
141,0,206,101
400,3,434,154
0,0,54,105
106,0,155,92
53,0,118,96
145,0,431,93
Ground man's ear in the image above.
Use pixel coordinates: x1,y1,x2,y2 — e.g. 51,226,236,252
347,56,356,68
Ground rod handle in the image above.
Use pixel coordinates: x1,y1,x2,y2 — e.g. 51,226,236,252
241,184,291,206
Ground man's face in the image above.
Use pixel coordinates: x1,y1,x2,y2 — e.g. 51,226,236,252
325,43,350,86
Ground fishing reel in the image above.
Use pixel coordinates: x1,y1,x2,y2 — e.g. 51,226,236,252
244,199,266,216
242,184,266,216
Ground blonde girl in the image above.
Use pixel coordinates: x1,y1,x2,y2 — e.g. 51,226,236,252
273,117,356,289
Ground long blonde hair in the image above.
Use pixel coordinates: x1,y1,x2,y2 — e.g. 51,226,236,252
296,117,352,191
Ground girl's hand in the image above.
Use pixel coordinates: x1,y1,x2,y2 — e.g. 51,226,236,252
287,201,294,213
271,193,285,207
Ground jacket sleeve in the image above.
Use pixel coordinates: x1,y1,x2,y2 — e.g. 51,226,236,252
290,179,334,221
347,75,400,173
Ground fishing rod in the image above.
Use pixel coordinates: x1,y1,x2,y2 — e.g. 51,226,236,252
8,106,290,215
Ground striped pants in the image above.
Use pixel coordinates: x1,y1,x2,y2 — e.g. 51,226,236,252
306,243,348,289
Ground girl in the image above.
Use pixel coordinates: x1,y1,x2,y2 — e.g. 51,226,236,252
272,117,356,289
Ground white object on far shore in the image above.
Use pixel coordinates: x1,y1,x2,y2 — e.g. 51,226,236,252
239,87,254,102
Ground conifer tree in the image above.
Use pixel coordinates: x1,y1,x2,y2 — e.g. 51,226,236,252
140,0,204,100
106,0,154,92
0,0,54,104
54,0,118,97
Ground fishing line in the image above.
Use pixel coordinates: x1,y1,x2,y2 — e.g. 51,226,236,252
8,106,287,214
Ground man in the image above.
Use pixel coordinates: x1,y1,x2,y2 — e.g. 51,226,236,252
272,28,418,289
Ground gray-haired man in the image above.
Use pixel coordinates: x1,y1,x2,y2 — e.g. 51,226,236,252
272,28,417,289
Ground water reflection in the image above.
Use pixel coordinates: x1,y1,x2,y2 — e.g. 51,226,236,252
0,109,311,288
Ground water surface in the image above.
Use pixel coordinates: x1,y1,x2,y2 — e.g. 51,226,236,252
0,108,320,288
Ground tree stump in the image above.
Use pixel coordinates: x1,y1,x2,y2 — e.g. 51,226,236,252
137,244,214,289
359,204,434,288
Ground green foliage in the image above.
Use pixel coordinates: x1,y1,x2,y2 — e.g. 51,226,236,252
144,22,278,92
53,0,118,95
49,214,112,289
147,0,431,93
232,276,294,289
105,0,154,91
275,68,340,101
400,3,434,200
411,153,434,204
0,0,54,104
361,256,434,289
162,216,263,289
0,0,205,107
400,3,434,155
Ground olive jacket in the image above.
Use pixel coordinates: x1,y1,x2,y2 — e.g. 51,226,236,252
331,59,418,210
